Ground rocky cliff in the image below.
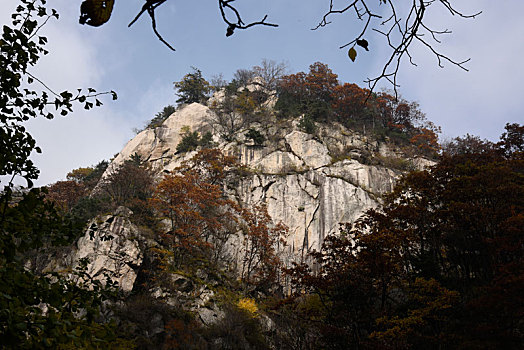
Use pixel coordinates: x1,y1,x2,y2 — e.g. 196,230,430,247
101,101,430,256
27,90,435,345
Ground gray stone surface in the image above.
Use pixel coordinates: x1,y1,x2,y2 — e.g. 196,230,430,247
99,102,433,257
69,207,143,292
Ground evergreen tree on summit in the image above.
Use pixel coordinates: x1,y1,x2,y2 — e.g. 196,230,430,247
174,67,211,104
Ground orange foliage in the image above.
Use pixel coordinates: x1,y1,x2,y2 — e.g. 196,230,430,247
410,127,440,154
46,180,86,212
304,62,338,101
279,62,338,102
151,171,230,261
279,71,307,101
150,149,239,266
331,83,369,120
374,92,425,131
176,147,238,185
240,204,288,291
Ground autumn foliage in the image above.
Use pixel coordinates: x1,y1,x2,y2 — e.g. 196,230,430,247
276,62,441,155
281,123,524,349
150,149,287,290
240,204,287,291
150,149,238,266
46,180,86,212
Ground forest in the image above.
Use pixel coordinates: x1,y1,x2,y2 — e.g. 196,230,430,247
1,1,523,349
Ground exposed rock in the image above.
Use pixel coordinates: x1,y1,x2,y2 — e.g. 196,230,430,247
237,171,377,254
192,286,225,326
69,207,143,292
169,273,194,293
103,103,215,175
411,156,436,170
98,102,434,256
198,307,225,326
322,159,398,195
285,130,331,169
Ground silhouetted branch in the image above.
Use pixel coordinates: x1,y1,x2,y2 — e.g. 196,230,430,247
128,0,174,51
218,0,278,37
129,0,278,50
315,0,481,99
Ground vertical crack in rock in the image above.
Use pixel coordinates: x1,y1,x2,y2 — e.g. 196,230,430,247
69,208,143,292
96,102,430,259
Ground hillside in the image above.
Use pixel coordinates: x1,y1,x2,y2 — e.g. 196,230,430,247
102,100,430,256
6,62,522,349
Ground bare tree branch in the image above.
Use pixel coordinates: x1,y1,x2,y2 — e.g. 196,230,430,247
218,0,278,37
314,0,481,99
128,0,278,50
128,0,175,51
123,0,479,98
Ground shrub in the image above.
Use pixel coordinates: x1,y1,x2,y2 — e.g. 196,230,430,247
176,129,201,153
246,128,265,146
237,298,258,318
200,131,214,148
147,105,175,128
299,115,316,134
204,304,267,349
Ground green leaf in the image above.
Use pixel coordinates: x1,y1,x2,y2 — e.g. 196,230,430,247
348,47,357,62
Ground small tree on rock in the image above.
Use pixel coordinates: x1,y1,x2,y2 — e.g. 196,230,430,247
174,67,211,104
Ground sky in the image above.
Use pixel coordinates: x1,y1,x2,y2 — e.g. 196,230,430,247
1,0,523,186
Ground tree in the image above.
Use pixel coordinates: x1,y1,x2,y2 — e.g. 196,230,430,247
46,180,86,213
209,94,246,141
0,2,123,346
284,124,524,349
252,59,288,91
1,2,115,189
246,128,265,146
233,68,257,87
147,104,175,129
409,125,441,156
79,0,481,96
441,133,494,156
239,204,287,292
100,156,154,208
276,62,338,121
499,122,524,157
210,73,227,92
175,126,200,153
150,149,239,267
173,67,211,105
67,160,109,191
331,83,369,124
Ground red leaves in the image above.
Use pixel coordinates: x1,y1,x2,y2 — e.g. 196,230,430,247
283,127,524,347
150,149,239,266
240,205,288,290
279,62,338,103
45,180,86,212
410,127,440,154
151,170,227,257
331,83,369,120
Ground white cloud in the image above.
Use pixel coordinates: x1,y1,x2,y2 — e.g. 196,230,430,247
1,0,132,186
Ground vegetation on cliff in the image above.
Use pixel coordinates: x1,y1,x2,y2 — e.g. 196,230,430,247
1,2,522,349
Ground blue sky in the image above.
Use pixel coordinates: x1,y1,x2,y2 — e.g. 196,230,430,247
1,0,523,186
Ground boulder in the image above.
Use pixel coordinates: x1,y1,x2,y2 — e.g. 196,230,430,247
69,207,143,292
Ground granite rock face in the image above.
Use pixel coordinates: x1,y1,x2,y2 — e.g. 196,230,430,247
99,102,423,256
107,103,215,173
69,207,143,292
